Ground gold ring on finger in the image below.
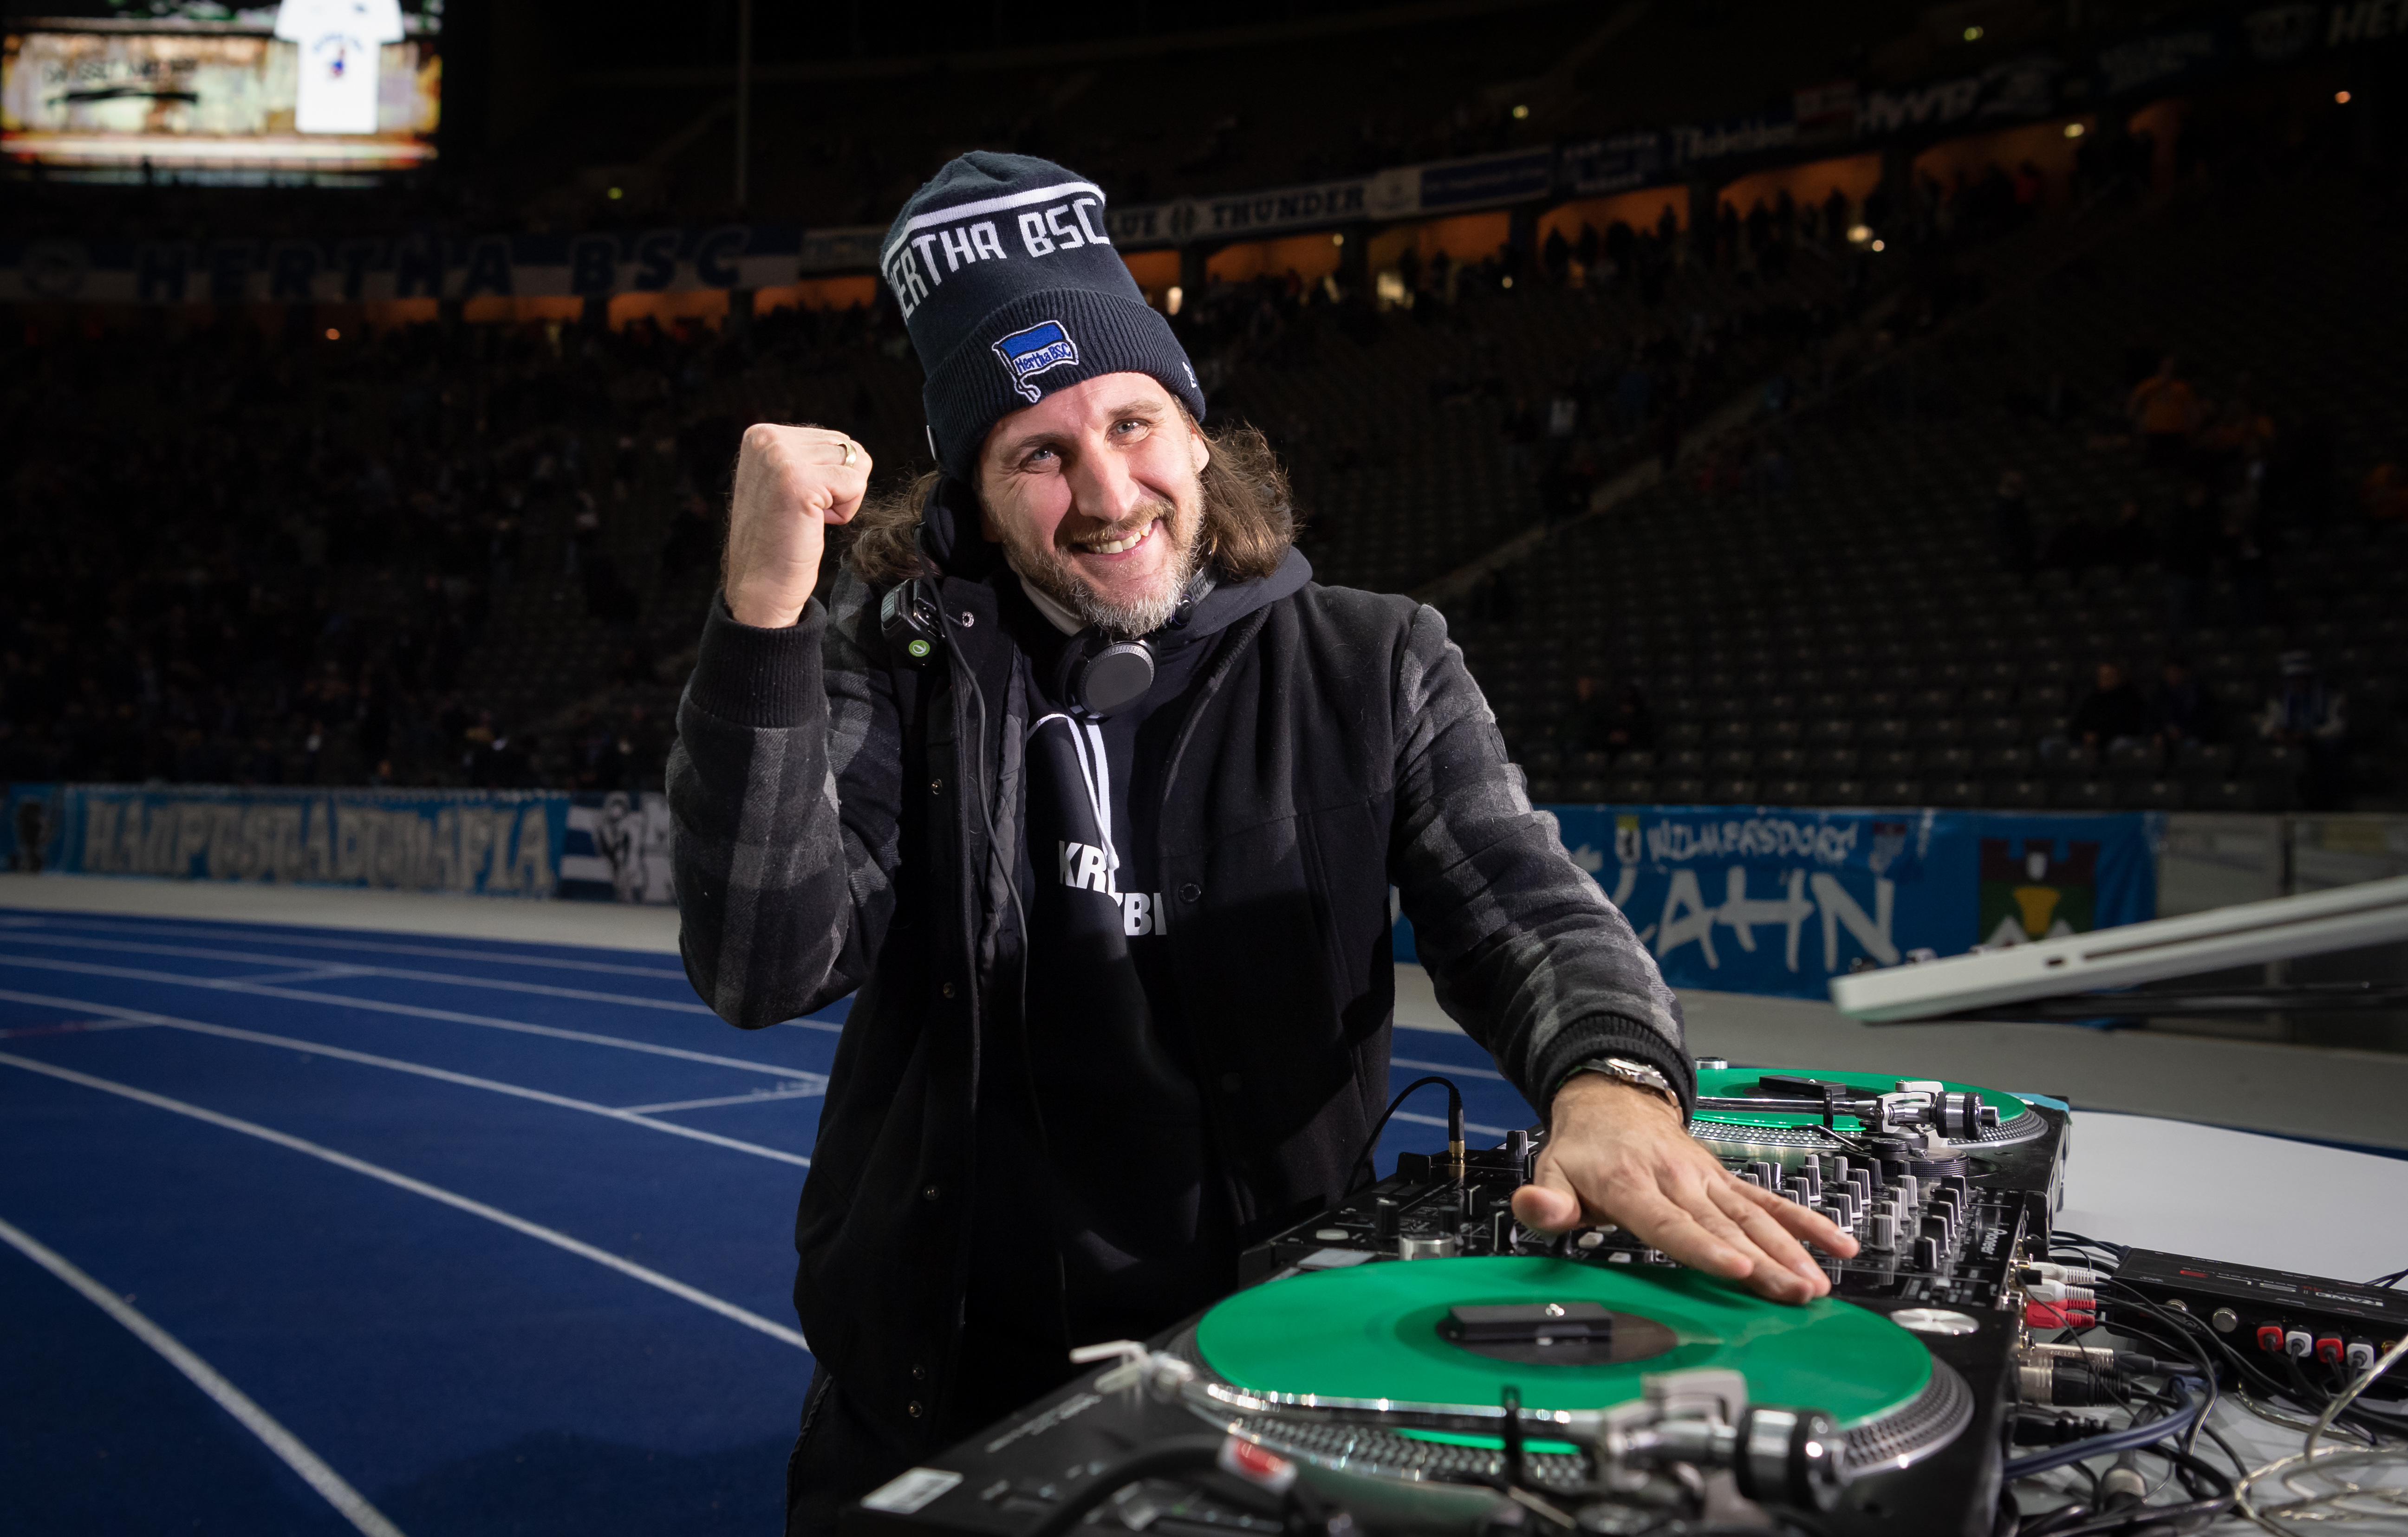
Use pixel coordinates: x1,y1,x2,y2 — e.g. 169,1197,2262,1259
841,440,858,467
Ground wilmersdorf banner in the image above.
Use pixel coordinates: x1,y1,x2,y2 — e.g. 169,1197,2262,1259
46,785,567,898
1393,806,2161,1001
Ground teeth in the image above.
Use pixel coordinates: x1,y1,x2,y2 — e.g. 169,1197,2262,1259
1078,519,1156,556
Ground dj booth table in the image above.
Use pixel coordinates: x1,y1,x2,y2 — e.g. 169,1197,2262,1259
2056,1112,2405,1284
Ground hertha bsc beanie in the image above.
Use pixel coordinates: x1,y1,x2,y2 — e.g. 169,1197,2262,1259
882,152,1204,481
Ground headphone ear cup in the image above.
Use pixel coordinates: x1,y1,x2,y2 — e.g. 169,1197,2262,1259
1069,640,1156,719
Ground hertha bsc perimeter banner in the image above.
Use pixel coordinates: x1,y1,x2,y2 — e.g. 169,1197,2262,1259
44,785,567,898
1393,806,2162,1001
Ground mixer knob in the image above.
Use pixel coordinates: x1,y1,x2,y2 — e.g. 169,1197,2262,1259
1753,1161,1780,1187
1896,1174,1920,1209
1868,1211,1897,1250
1913,1235,1940,1270
1783,1178,1810,1206
1830,1156,1852,1187
1848,1172,1873,1209
1920,1213,1950,1246
1374,1197,1400,1241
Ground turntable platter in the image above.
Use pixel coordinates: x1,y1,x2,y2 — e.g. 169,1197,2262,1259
1192,1256,1935,1430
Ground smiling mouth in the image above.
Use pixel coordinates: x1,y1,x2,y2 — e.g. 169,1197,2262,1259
1071,518,1159,557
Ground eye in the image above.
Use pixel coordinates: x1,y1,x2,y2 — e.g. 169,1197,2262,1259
1019,446,1058,469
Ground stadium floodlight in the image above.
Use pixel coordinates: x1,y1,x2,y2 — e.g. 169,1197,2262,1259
1829,875,2408,1023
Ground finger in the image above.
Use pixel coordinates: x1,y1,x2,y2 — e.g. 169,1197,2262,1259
1730,1177,1859,1258
1510,1169,1583,1234
1598,1181,1754,1282
1711,1181,1836,1297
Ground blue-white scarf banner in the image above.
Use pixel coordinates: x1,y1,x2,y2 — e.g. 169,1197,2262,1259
1394,805,2163,1000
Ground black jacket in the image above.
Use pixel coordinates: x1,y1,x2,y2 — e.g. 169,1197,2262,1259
667,519,1688,1453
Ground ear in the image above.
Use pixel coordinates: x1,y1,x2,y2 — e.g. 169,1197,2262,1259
1188,424,1210,476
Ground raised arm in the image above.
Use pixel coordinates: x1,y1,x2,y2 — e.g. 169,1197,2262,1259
668,427,905,1028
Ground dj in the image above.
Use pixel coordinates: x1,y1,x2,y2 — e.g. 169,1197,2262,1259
669,153,1855,1534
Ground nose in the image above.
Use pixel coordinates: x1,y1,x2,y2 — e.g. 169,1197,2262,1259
1062,434,1150,530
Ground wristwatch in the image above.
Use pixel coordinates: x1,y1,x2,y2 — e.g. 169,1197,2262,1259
1559,1056,1679,1110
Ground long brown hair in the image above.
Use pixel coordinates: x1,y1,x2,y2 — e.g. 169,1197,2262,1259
841,410,1297,588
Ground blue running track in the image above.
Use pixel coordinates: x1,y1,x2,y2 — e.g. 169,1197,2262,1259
0,905,1534,1537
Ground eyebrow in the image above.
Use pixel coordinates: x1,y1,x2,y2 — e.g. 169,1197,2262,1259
1001,399,1166,458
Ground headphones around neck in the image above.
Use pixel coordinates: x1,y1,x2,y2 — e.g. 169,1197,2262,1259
882,555,1215,722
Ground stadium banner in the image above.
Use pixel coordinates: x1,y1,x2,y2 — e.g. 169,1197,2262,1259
46,785,567,898
1563,131,1668,196
558,790,675,905
0,225,807,305
1669,110,1798,168
1392,806,2161,1001
1855,53,2063,138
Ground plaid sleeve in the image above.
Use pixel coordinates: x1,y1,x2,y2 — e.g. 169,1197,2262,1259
1387,603,1694,1119
667,571,905,1028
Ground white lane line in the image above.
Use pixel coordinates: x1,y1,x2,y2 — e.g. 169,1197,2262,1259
1391,1056,1506,1082
0,953,826,1082
2,934,720,1016
1,933,849,1034
0,1214,411,1537
618,1087,823,1115
4,923,850,1034
0,1051,812,1352
8,914,689,978
1393,1109,1513,1138
0,987,817,1168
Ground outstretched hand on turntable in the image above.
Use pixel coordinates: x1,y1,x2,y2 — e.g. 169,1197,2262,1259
1511,1075,1857,1304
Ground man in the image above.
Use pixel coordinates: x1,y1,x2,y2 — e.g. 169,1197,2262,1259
668,153,1852,1535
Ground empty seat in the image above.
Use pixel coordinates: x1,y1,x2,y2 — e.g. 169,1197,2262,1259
1706,777,1762,805
2114,777,2185,809
1987,778,2048,809
1761,778,1815,806
1708,746,1757,774
1807,745,1861,774
1926,778,1985,808
1605,776,1656,803
2057,780,2114,811
2105,739,2163,773
1810,778,1869,806
1659,776,1708,803
1867,777,1924,806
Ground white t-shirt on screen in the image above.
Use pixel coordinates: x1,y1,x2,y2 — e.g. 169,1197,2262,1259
275,0,406,135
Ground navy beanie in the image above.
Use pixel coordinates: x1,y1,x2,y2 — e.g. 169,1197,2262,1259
881,151,1205,481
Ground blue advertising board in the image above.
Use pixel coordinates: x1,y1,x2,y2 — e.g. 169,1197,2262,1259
1395,805,2162,1000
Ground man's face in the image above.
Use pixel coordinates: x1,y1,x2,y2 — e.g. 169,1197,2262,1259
976,372,1210,637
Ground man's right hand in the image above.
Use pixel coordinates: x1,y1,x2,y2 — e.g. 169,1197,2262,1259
723,424,872,628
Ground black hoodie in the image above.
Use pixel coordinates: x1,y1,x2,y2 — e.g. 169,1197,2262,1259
961,535,1311,1412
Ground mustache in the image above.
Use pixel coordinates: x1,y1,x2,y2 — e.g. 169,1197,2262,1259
1058,498,1177,548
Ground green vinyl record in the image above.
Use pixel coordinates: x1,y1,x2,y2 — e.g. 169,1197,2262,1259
1194,1256,1931,1429
1692,1067,2031,1135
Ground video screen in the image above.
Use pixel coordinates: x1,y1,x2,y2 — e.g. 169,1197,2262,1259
2,1,441,178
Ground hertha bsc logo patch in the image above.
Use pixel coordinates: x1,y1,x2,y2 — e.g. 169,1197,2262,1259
992,319,1080,402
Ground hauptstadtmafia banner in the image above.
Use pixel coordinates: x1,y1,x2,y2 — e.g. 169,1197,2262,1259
1393,806,2162,1001
46,785,567,898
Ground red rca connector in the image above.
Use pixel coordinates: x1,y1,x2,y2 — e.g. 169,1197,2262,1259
2257,1324,2286,1353
2026,1302,2099,1329
2317,1336,2344,1365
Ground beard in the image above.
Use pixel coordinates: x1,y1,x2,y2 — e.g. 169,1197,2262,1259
998,491,1205,639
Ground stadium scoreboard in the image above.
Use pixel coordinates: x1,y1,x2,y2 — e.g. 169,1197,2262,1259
3,0,440,180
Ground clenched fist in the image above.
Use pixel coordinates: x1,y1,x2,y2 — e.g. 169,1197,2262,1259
723,424,872,629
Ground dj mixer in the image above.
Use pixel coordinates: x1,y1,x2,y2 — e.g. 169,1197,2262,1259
845,1065,2083,1537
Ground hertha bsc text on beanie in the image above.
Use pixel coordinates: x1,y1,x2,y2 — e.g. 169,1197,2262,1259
881,152,1205,481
